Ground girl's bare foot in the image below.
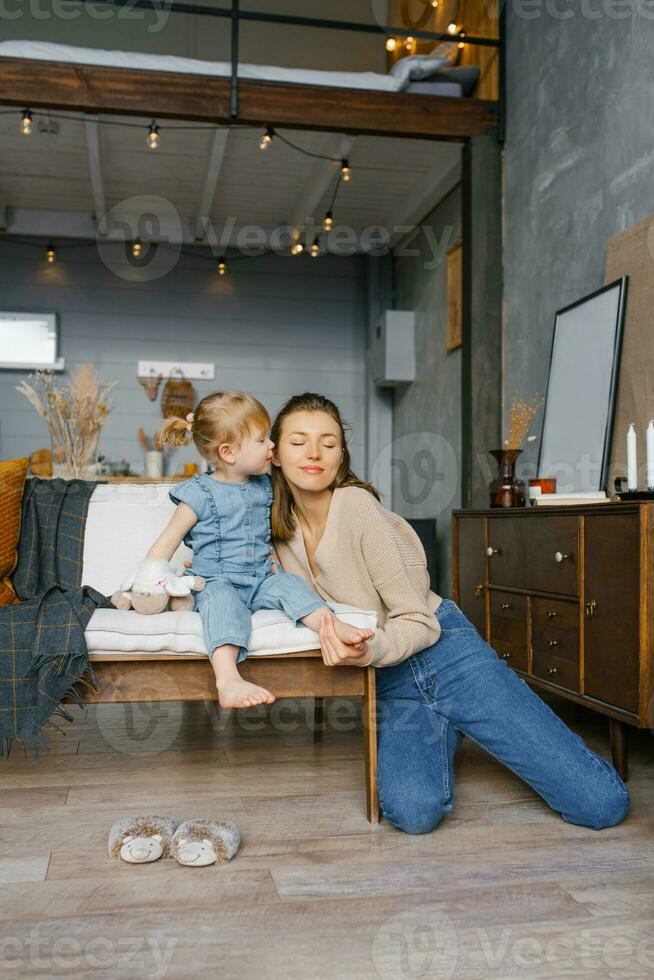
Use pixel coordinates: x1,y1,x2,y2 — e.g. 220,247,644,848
217,677,275,709
331,618,374,647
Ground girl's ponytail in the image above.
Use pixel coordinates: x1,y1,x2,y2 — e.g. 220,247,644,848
154,416,193,451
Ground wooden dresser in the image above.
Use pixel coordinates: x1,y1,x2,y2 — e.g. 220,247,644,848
451,503,654,779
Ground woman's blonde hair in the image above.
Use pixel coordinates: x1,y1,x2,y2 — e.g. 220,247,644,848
154,390,270,468
270,392,380,540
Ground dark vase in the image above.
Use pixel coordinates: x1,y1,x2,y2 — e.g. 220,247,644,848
488,449,527,508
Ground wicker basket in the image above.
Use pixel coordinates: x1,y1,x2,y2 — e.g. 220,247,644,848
160,368,196,419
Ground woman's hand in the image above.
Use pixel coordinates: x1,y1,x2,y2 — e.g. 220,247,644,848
319,615,372,667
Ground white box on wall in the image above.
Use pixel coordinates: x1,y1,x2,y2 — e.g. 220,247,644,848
368,310,415,387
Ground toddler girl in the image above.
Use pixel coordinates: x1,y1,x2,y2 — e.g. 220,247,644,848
149,390,373,709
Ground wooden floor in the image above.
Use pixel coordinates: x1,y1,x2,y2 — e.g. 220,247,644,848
1,695,652,979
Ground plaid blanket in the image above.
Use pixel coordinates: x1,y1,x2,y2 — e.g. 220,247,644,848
0,477,112,757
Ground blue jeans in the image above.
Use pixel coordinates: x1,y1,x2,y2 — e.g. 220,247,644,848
194,567,325,664
375,598,630,834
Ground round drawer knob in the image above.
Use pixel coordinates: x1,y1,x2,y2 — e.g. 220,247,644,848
547,666,558,674
486,546,500,557
500,602,511,610
554,551,569,563
546,610,557,619
546,639,561,647
500,652,511,660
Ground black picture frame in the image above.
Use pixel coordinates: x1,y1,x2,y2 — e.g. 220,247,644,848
537,277,628,494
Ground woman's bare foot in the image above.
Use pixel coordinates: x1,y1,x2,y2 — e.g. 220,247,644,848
217,676,276,709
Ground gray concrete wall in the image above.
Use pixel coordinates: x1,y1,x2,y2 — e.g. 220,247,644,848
0,242,369,477
392,185,462,596
503,9,654,480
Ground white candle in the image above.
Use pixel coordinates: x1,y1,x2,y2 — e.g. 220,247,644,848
627,422,638,491
647,420,654,490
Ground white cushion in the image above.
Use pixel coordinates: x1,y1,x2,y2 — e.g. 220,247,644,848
85,602,377,658
82,483,192,597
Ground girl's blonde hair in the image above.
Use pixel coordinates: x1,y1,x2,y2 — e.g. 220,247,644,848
270,392,380,541
155,390,270,468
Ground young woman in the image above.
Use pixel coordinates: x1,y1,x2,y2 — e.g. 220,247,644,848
269,392,630,835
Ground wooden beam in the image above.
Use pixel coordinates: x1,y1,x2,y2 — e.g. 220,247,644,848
84,114,106,230
0,57,498,141
289,133,356,245
195,127,230,241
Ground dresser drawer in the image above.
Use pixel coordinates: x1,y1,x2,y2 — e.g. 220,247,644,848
490,615,528,672
532,622,579,664
489,590,527,623
531,596,579,632
532,648,580,692
527,515,579,595
486,517,528,588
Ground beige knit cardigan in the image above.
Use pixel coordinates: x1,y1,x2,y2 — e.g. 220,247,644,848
273,485,443,668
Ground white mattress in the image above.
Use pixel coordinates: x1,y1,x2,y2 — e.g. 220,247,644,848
85,602,377,658
0,39,403,93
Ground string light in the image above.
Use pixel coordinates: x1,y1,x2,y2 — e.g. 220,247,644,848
310,238,321,258
131,240,142,258
20,109,32,135
323,211,334,232
259,127,274,151
448,22,458,33
147,121,160,150
291,241,304,255
458,31,466,49
46,242,55,264
340,159,351,183
385,37,397,52
404,36,415,50
217,256,226,275
431,0,439,6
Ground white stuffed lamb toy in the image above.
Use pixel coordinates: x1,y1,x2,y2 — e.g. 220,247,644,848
111,558,205,615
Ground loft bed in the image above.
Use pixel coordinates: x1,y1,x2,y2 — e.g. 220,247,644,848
0,5,502,142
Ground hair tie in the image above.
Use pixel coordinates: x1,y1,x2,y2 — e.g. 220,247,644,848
185,412,195,431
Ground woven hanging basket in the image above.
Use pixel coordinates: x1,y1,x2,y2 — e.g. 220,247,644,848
160,368,196,419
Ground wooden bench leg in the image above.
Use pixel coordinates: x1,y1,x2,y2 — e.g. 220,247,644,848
363,666,379,824
610,718,629,782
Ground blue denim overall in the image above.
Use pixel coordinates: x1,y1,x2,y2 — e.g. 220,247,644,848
169,473,324,663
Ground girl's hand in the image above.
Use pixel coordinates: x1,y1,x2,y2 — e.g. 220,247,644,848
319,614,371,667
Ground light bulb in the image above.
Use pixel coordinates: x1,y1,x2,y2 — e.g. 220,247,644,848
20,109,32,135
218,257,226,275
291,241,304,255
458,31,465,49
340,159,351,183
132,240,142,258
147,122,160,149
323,211,334,232
447,22,458,33
310,239,320,258
259,127,274,151
385,37,397,52
46,242,55,264
404,36,415,50
431,0,438,7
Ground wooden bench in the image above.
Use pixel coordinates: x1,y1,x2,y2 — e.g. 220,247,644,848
74,649,380,823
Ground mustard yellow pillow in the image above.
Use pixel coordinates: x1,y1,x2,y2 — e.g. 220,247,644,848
0,457,29,605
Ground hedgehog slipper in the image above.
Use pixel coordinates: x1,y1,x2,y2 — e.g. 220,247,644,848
108,815,176,865
172,819,240,867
